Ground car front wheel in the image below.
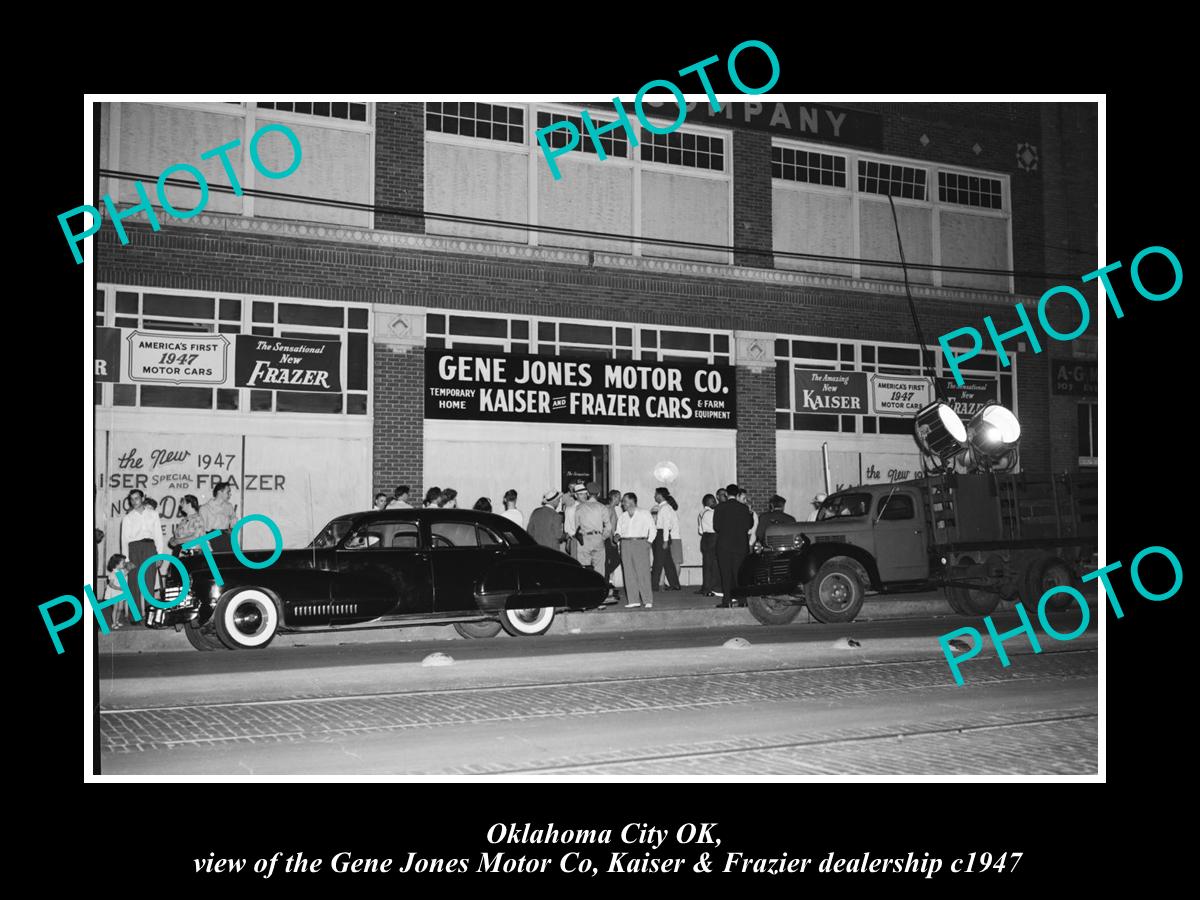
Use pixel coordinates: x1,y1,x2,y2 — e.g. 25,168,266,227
213,588,279,650
183,620,227,651
455,620,503,639
499,604,555,636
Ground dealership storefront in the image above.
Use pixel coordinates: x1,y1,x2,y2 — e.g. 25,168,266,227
93,285,373,560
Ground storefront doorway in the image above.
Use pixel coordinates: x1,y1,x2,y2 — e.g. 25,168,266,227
562,445,608,495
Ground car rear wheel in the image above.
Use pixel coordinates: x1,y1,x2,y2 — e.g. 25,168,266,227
454,620,503,639
213,588,279,650
747,594,803,626
805,560,865,624
500,604,555,636
183,620,226,651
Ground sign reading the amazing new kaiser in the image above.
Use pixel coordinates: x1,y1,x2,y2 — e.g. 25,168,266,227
793,370,868,412
235,336,342,392
425,351,736,428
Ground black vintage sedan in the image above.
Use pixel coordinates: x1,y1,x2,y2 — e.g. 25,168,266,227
151,509,609,650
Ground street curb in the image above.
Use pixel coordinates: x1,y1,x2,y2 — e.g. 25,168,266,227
96,593,1097,655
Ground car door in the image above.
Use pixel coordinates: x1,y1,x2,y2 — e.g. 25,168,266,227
333,519,434,620
429,520,497,614
872,491,930,581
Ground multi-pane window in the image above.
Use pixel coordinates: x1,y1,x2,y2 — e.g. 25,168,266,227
938,171,1003,210
640,129,724,171
775,337,1014,435
1078,402,1098,465
426,312,731,365
857,160,928,200
256,102,367,122
536,111,628,158
772,146,847,187
425,102,525,144
95,288,369,416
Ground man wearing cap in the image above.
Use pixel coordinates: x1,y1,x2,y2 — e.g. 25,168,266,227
616,492,657,609
713,482,754,608
756,494,796,544
575,481,611,577
528,490,564,551
807,492,828,522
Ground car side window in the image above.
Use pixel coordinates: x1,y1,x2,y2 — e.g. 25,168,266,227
878,494,915,521
430,521,479,549
345,521,420,550
477,524,508,546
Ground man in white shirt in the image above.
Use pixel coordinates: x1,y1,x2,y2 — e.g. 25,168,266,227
500,489,524,527
696,493,718,595
616,492,657,609
120,489,167,620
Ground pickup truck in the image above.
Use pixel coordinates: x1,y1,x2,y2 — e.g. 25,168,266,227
733,471,1097,625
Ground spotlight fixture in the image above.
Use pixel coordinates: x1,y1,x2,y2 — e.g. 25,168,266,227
913,401,968,463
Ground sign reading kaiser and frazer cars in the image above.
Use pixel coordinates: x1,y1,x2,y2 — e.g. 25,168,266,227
426,351,736,428
235,335,342,392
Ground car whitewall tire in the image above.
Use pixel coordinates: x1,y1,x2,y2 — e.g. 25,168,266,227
214,588,279,649
499,605,555,637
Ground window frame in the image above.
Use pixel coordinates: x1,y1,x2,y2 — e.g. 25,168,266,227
94,284,371,417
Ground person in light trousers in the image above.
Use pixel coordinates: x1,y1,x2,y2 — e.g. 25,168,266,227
616,492,657,609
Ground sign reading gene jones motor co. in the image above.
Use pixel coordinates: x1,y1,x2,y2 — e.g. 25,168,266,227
426,351,736,428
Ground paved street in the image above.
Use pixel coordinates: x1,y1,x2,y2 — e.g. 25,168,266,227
97,614,1097,776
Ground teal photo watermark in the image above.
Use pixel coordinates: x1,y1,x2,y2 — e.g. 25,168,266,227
59,123,304,264
535,40,781,181
41,512,284,654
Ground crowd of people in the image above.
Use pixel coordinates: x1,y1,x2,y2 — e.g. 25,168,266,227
96,482,241,628
373,481,816,611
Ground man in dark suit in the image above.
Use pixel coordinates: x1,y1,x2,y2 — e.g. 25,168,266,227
756,494,797,544
713,482,754,608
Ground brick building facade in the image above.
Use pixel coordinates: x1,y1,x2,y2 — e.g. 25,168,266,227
93,99,1097,577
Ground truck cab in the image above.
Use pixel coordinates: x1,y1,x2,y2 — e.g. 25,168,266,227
736,480,935,624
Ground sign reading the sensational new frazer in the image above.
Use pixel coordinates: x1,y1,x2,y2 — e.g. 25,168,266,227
794,370,868,412
236,336,342,393
937,377,999,419
425,351,736,428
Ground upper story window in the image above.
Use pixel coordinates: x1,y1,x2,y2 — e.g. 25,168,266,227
938,171,1004,210
426,312,731,365
857,160,928,200
426,102,525,144
640,129,724,171
772,146,847,187
536,111,628,158
257,101,367,122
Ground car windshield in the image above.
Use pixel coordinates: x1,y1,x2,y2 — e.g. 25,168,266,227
310,516,356,549
816,493,871,520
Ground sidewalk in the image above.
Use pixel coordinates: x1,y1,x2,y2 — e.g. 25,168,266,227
98,586,1098,655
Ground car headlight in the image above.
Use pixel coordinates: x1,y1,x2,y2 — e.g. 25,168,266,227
792,533,805,548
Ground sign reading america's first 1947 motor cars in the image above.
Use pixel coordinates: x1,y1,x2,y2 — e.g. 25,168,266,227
425,350,737,428
125,330,230,385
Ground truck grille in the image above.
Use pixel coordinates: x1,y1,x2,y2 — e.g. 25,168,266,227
753,559,793,585
765,534,794,550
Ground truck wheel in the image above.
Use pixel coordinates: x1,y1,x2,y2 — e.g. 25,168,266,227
454,620,502,639
947,554,999,616
747,594,802,626
1026,556,1082,612
805,560,865,624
